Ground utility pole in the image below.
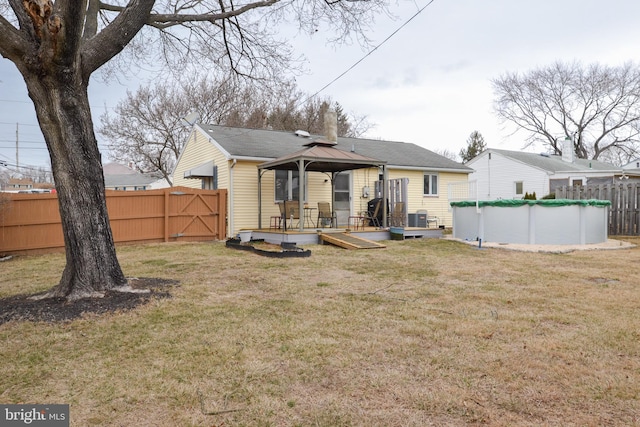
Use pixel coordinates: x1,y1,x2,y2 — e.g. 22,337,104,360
15,122,19,174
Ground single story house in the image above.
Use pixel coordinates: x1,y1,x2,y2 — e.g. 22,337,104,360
466,145,622,200
4,178,55,193
7,177,35,191
103,162,169,191
620,158,640,181
172,124,473,236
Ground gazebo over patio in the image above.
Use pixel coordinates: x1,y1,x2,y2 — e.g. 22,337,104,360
257,137,387,232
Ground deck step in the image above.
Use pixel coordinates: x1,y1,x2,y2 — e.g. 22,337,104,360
319,232,386,250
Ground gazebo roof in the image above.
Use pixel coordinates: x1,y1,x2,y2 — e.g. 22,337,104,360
258,140,386,172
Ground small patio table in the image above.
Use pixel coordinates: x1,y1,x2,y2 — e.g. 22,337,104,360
303,207,316,228
348,215,366,230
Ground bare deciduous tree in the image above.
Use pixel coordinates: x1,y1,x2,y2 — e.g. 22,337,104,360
0,0,388,300
100,76,265,185
434,148,459,162
100,77,372,184
492,61,640,162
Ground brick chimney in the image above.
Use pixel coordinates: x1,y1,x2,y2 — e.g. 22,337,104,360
324,109,337,143
561,136,575,163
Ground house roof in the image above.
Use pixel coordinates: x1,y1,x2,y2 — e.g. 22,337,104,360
8,178,35,186
104,174,160,188
478,149,620,173
103,162,164,188
196,124,472,173
103,162,137,175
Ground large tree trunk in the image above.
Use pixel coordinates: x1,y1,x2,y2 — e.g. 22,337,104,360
1,0,158,300
24,73,128,300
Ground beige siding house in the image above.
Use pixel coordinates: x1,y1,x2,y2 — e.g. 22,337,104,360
173,124,472,236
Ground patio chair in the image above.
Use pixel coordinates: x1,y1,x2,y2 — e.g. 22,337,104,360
417,209,438,228
426,212,439,228
270,202,285,230
390,202,406,227
317,202,337,228
363,198,382,228
283,200,300,229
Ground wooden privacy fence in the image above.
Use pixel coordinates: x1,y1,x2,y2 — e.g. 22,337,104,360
0,186,227,255
556,183,640,235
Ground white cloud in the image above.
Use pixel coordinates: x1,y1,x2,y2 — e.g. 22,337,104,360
2,0,640,167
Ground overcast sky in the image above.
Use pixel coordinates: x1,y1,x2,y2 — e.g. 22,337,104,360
1,0,640,169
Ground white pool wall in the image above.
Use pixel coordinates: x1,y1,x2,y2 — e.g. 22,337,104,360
452,200,609,245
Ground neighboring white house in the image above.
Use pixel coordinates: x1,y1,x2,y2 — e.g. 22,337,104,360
103,162,169,191
466,146,622,200
622,158,640,170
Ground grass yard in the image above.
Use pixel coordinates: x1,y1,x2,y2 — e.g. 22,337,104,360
1,237,639,426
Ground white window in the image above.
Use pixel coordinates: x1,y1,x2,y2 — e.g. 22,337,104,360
275,170,306,202
423,173,438,196
515,181,523,196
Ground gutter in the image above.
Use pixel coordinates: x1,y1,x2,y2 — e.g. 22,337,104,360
385,164,474,174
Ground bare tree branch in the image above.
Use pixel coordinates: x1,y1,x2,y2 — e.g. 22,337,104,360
99,74,369,182
0,13,26,61
493,61,640,163
82,0,156,77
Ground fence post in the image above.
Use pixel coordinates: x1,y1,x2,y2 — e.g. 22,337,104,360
219,190,227,239
164,188,170,242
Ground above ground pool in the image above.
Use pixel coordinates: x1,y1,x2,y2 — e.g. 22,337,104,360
451,199,611,245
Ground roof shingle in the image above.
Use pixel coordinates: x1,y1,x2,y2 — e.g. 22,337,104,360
197,124,472,172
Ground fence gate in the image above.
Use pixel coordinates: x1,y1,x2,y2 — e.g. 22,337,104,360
166,189,227,241
0,186,227,255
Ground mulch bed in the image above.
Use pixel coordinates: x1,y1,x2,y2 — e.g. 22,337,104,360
0,278,178,325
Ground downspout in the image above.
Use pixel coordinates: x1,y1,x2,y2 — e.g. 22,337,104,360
487,152,491,199
229,158,237,236
382,165,388,227
258,168,262,230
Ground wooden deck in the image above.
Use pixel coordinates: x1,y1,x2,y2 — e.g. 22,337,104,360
319,233,387,249
248,226,442,246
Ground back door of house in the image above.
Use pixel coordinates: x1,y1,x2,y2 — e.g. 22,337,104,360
334,172,351,226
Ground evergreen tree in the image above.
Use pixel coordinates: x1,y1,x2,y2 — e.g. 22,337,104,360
460,131,487,162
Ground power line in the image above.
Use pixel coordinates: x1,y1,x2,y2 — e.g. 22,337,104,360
0,99,115,111
0,121,40,127
0,160,51,173
0,139,46,144
302,0,437,105
0,146,47,150
0,99,32,105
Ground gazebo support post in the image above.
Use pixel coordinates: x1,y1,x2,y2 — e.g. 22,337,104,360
331,172,336,227
298,158,305,231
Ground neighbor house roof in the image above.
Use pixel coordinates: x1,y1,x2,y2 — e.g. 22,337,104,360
481,149,619,173
195,124,472,173
103,162,163,188
103,162,138,175
104,174,161,188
